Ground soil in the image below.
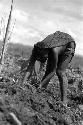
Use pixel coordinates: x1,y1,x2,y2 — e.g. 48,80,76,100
0,54,83,125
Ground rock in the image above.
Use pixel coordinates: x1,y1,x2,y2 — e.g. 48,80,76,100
6,112,22,125
80,121,83,125
79,105,83,110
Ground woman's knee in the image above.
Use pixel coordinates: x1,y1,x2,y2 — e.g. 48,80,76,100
56,69,64,76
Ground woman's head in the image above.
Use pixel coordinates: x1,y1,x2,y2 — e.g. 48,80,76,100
35,47,49,63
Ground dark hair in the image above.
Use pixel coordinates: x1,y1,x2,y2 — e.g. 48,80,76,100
34,46,48,63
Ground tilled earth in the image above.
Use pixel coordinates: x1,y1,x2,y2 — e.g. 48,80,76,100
0,55,83,125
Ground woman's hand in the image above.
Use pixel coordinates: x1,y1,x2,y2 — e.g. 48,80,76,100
23,71,31,84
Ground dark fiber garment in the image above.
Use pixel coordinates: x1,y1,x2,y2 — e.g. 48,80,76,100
34,31,75,48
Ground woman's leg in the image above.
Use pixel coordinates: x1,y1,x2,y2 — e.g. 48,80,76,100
56,41,76,104
40,49,57,88
56,69,68,103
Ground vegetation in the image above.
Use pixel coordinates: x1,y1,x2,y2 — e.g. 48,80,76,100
0,43,82,124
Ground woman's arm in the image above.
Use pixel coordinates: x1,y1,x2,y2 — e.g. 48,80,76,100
23,47,37,83
40,49,58,88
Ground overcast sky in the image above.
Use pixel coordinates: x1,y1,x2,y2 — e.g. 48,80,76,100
0,0,83,55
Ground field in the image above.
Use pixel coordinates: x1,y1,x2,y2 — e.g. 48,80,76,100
0,43,83,125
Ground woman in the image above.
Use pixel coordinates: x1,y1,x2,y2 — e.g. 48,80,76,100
22,31,76,105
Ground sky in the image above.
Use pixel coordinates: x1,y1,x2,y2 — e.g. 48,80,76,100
0,0,83,55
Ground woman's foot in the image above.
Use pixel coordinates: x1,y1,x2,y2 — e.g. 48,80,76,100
37,84,47,92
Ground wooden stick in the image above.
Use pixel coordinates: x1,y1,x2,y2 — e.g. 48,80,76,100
0,0,13,73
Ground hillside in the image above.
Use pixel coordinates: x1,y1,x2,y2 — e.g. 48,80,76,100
0,42,83,124
0,46,83,125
